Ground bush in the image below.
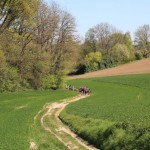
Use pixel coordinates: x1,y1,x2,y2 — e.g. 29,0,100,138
74,64,86,75
84,52,102,72
0,66,19,92
0,50,6,68
135,51,143,60
85,62,99,72
0,50,20,92
55,71,66,89
42,71,66,90
111,44,130,64
42,75,57,89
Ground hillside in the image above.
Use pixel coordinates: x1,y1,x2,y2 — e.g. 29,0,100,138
69,58,150,79
62,74,150,149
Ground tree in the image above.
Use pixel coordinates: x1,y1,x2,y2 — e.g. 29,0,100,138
35,1,60,51
94,23,118,55
109,32,134,61
79,23,135,72
111,44,130,64
110,32,133,51
51,10,76,75
124,32,133,51
84,51,102,72
0,0,37,34
85,28,97,52
134,24,150,57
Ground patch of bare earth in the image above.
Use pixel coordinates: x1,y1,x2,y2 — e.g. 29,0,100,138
69,58,150,79
30,141,38,150
40,95,99,150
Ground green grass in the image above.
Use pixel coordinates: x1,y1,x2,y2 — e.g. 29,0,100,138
0,90,76,150
60,74,150,149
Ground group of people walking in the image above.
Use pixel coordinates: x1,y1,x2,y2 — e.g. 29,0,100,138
65,85,91,95
78,86,90,95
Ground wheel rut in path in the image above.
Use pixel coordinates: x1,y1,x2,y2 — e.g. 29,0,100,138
40,95,99,150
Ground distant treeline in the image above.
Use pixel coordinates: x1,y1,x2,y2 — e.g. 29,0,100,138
73,23,150,74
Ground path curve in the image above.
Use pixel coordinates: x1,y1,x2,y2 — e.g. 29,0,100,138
40,95,99,150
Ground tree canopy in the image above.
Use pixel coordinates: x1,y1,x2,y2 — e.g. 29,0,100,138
134,24,150,57
0,0,78,92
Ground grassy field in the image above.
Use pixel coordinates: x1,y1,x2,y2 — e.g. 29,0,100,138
60,74,150,150
0,90,76,150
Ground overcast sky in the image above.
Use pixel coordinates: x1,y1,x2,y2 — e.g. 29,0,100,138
45,0,150,39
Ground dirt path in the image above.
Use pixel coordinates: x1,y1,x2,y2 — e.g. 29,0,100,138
69,58,150,79
40,95,99,150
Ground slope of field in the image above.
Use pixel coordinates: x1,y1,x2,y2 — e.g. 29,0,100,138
69,58,150,79
60,74,150,149
0,90,76,150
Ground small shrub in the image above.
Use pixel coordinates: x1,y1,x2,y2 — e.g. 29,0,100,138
0,66,19,92
42,75,57,89
42,71,66,90
135,51,143,60
84,52,102,72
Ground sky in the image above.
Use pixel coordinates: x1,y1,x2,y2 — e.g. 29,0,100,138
45,0,150,39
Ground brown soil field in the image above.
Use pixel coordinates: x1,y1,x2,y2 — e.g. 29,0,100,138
69,58,150,79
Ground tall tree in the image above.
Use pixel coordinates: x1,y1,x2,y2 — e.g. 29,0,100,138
134,24,150,57
85,28,97,52
94,23,118,54
110,32,133,50
0,0,37,34
51,10,76,74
